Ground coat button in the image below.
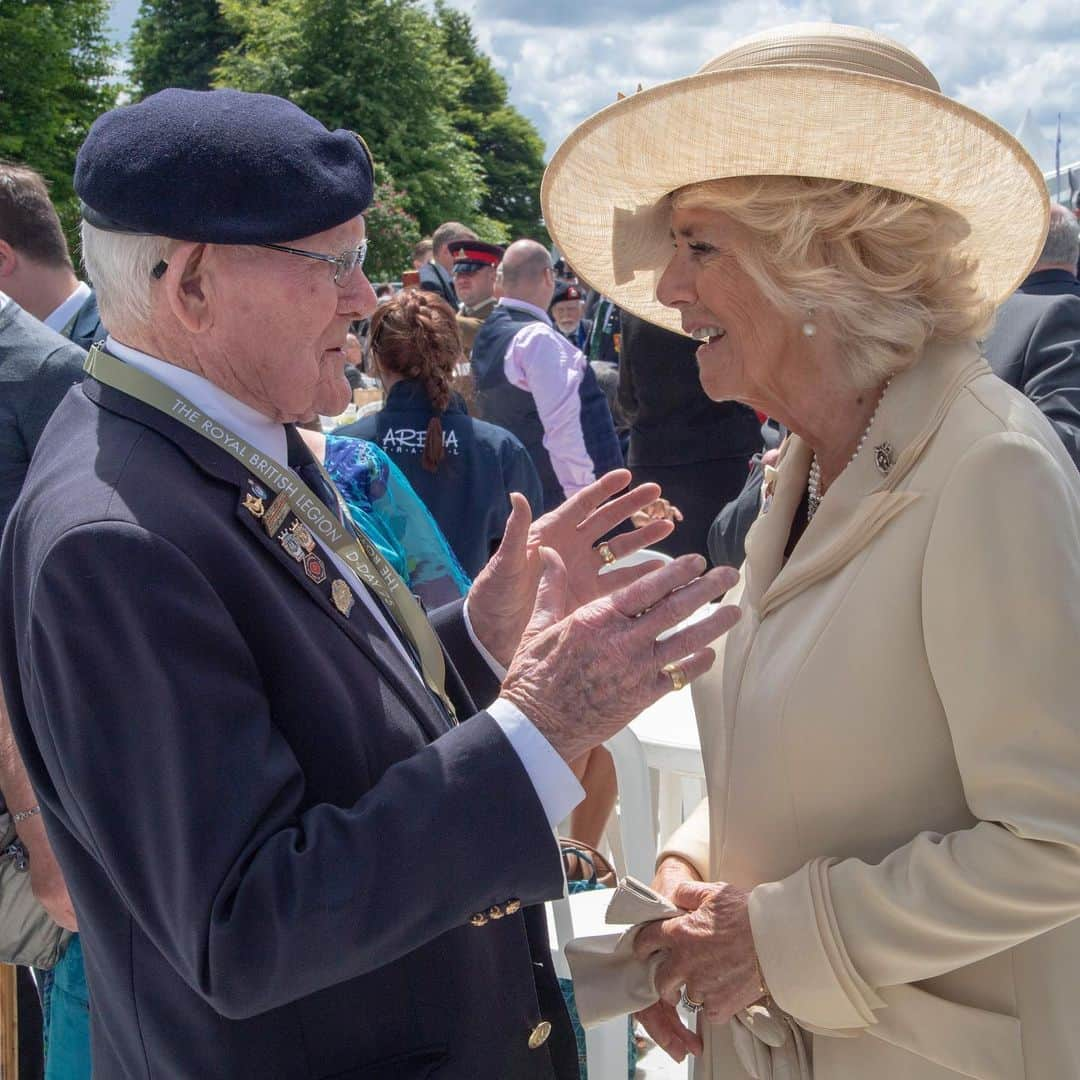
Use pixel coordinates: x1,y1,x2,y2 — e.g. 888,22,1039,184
528,1021,552,1050
505,898,521,914
469,912,488,927
488,904,506,920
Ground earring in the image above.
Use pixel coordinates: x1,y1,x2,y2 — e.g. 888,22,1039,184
802,308,817,337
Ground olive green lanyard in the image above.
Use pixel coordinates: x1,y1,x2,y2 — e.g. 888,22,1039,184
85,345,456,722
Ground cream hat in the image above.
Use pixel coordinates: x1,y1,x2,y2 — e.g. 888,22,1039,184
541,23,1049,335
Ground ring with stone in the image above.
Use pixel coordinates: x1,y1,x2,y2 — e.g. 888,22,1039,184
595,541,617,566
662,662,687,692
680,988,704,1013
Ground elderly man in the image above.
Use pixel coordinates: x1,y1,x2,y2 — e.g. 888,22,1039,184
0,90,739,1079
472,240,624,511
449,237,501,353
548,280,589,349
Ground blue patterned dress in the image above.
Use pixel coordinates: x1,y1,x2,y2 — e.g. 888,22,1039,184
323,434,471,608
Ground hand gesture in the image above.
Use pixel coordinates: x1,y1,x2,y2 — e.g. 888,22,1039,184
468,469,677,667
500,549,740,764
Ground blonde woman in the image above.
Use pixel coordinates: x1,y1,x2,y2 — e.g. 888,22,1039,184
544,23,1080,1080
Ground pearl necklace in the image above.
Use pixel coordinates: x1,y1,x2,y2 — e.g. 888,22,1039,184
807,379,892,521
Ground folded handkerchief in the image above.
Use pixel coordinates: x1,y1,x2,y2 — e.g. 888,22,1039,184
564,877,812,1079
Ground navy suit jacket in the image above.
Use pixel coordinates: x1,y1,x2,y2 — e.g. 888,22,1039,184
0,375,576,1079
66,290,107,352
982,269,1080,470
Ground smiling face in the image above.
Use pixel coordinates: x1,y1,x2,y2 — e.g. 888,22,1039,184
206,215,377,421
656,205,800,413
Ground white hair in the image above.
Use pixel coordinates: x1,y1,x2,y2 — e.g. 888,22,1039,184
80,222,172,333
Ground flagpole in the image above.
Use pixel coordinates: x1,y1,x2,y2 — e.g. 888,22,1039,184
1056,113,1062,201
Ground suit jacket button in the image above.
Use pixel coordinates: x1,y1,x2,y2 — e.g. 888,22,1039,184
469,912,488,927
505,898,522,915
528,1021,552,1050
488,905,505,920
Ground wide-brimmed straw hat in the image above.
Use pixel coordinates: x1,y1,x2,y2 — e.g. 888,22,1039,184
541,23,1048,336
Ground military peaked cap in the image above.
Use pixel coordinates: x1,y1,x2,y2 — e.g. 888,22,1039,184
75,88,374,243
448,240,503,271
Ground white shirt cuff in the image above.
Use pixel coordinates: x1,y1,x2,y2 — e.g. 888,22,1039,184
462,598,508,680
488,698,585,828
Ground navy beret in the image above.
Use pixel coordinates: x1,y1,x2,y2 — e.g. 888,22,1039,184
75,88,374,244
550,281,584,306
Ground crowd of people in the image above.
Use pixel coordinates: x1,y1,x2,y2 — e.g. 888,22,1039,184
0,19,1078,1080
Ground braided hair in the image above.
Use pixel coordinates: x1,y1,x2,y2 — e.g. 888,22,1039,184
369,290,463,472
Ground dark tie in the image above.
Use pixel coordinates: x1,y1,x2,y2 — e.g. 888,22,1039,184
284,425,344,522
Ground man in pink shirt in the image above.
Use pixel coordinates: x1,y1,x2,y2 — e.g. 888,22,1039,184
471,240,623,510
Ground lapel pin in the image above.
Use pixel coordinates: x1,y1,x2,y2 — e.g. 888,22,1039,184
279,530,306,562
263,493,290,537
304,553,327,584
290,522,316,553
331,579,355,617
242,494,265,519
874,442,895,475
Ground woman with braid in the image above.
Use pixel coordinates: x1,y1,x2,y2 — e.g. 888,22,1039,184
336,290,544,579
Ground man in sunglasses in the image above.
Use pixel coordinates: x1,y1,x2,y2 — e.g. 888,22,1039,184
0,88,739,1079
449,238,502,354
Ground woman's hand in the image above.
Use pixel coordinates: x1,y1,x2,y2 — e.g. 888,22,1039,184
631,497,683,529
467,470,675,667
635,881,764,1026
634,855,705,1062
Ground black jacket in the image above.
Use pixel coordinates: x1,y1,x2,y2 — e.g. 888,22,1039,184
982,269,1080,470
0,374,576,1079
0,299,86,531
337,381,544,578
419,260,458,309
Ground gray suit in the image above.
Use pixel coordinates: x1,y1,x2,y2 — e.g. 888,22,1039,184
981,269,1080,470
0,298,87,531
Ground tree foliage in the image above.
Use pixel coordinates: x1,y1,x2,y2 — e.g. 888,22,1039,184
124,0,549,272
435,4,548,243
0,0,117,240
129,0,241,98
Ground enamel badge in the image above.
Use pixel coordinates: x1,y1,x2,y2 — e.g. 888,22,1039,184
331,579,354,617
263,493,290,537
242,494,265,518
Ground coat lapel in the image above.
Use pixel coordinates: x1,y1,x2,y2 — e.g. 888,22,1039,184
234,489,451,742
745,341,988,618
86,374,452,742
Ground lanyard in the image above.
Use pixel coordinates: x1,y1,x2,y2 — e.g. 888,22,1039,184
84,345,456,722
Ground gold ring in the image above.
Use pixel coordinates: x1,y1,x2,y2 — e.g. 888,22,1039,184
596,541,616,566
662,662,687,692
680,989,704,1013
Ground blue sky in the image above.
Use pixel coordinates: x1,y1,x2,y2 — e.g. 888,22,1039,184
107,0,1078,177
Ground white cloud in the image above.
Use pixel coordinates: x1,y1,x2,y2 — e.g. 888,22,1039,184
452,0,1079,181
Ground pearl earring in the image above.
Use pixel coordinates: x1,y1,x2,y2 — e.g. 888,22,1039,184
802,308,817,337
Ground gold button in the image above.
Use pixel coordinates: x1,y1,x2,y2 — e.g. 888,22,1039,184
528,1021,552,1050
505,898,522,915
488,905,505,920
469,912,488,927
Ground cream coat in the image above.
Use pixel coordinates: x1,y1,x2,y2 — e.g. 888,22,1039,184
659,339,1080,1080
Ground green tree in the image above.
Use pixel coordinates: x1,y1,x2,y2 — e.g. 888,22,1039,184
436,4,548,242
215,0,486,234
129,0,241,99
0,0,117,239
363,163,421,282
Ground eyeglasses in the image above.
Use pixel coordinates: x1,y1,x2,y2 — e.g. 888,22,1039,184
150,239,369,286
257,240,368,286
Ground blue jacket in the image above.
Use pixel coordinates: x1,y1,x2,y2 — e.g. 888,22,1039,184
338,382,544,578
